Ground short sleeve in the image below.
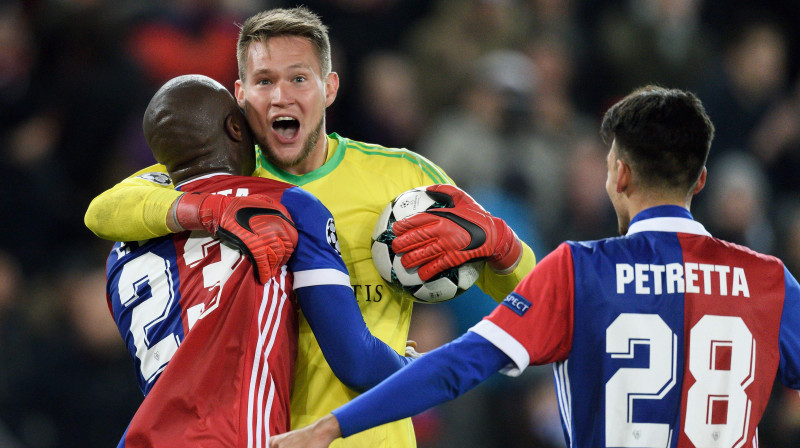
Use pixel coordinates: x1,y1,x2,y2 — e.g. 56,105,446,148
470,242,575,375
280,187,351,290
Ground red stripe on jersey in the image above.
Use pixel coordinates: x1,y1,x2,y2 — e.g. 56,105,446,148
124,242,296,448
676,234,785,448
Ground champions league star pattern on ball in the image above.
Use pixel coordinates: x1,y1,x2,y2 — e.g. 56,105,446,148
371,187,484,303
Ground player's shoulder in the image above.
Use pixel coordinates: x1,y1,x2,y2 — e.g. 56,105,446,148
565,236,616,253
238,175,327,217
706,236,790,285
709,236,782,265
334,133,451,184
196,174,319,212
217,174,297,196
107,235,175,268
281,183,321,206
560,236,634,267
280,184,332,219
121,164,172,186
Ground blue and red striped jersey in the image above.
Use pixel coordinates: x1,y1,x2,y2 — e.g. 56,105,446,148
473,205,800,448
106,173,349,448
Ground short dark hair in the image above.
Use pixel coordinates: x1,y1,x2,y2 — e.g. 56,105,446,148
600,86,715,192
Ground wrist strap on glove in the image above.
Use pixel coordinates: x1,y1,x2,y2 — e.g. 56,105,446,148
488,217,522,273
174,192,229,234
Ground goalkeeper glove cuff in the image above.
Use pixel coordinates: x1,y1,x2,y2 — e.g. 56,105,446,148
174,192,230,234
487,217,522,274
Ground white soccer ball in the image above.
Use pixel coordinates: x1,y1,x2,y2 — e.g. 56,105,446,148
371,187,484,304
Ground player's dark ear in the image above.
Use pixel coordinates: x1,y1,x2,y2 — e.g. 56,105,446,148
224,113,244,143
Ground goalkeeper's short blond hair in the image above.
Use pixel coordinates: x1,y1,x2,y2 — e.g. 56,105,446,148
237,6,332,82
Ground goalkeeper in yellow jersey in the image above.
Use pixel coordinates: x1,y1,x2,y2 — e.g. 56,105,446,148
84,6,536,448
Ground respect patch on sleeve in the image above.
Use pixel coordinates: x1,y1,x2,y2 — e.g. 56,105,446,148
502,292,532,316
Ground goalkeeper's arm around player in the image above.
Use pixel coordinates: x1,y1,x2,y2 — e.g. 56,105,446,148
85,169,293,284
87,177,535,300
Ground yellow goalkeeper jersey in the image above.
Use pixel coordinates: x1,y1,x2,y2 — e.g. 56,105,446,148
85,133,536,448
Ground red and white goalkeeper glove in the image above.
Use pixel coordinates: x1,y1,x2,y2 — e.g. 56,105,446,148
391,184,522,281
174,192,298,283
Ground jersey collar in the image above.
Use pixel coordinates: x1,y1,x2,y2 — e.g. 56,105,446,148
256,133,347,186
175,172,232,189
627,205,711,237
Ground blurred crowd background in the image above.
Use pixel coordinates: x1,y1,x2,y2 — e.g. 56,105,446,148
2,0,800,446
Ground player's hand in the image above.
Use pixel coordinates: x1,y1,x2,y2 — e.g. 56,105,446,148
405,340,423,359
391,184,522,281
175,192,298,283
269,414,342,448
217,195,298,284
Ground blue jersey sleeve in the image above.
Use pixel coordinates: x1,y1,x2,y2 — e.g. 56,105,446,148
296,285,412,392
281,187,411,391
778,265,800,389
281,187,350,287
332,331,512,437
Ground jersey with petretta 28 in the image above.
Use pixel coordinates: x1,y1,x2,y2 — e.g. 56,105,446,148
473,205,800,448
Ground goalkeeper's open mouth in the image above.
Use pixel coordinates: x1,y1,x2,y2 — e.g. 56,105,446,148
272,115,300,143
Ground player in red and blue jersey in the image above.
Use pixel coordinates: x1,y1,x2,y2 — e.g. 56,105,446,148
106,75,413,448
269,86,800,448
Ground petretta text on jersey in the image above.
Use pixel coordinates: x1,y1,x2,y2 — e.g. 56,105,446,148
616,262,750,297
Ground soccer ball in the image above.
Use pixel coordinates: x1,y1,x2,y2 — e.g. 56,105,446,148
371,187,484,304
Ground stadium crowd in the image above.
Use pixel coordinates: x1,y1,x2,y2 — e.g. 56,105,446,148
1,0,799,446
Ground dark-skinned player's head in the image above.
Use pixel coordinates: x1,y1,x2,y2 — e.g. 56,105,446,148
143,74,256,185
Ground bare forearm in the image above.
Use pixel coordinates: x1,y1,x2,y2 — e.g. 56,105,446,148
268,414,341,448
